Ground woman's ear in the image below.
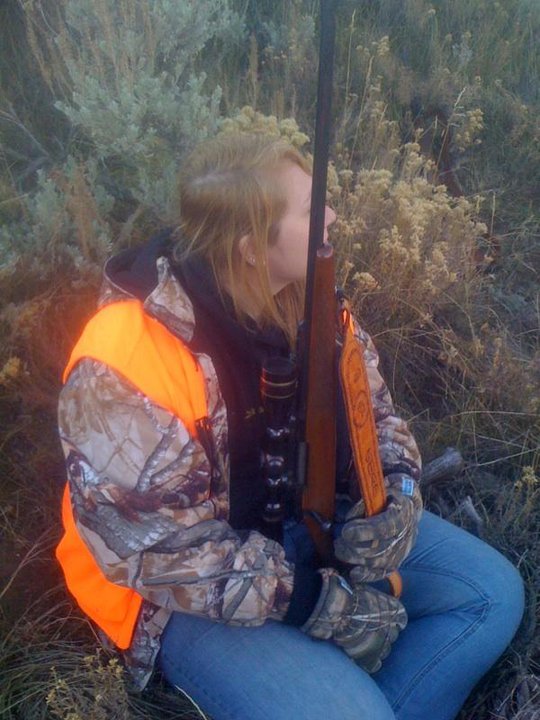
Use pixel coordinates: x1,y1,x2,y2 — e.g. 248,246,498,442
238,234,256,266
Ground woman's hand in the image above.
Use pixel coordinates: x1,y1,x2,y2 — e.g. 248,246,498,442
302,569,407,673
334,474,422,582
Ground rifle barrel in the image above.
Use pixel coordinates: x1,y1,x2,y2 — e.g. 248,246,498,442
305,0,336,296
300,0,337,424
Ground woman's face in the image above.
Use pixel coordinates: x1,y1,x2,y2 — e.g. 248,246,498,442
265,162,336,294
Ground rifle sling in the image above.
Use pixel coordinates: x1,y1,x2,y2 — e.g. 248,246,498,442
339,299,403,598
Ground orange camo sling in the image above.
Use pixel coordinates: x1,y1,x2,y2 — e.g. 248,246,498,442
56,300,208,649
338,298,402,597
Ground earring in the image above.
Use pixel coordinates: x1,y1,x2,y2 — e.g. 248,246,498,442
248,255,256,266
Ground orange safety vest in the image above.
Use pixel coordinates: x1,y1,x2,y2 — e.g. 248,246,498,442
56,299,209,649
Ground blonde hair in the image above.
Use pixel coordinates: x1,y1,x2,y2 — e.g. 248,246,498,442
173,133,311,347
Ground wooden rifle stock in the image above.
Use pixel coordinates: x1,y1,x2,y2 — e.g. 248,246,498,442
301,244,337,564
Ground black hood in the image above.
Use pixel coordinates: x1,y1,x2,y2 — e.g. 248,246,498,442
105,228,174,302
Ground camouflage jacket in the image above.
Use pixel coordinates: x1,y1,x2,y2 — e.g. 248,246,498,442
58,253,422,688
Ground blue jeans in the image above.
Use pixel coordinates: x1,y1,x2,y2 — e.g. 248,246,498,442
158,512,524,720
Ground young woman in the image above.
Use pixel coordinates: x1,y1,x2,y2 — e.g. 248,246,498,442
57,133,524,720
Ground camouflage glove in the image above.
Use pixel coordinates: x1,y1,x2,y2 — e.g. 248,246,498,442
334,473,423,583
302,568,407,673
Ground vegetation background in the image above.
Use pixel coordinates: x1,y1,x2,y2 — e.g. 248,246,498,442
0,0,538,717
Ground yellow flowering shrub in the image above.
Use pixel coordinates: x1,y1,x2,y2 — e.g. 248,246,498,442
331,142,487,329
219,105,310,149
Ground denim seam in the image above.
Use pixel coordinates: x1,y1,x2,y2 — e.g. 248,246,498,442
390,564,492,713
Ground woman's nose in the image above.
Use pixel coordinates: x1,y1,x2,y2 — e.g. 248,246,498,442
325,205,337,227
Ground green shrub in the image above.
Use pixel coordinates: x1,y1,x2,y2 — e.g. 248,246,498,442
24,0,245,217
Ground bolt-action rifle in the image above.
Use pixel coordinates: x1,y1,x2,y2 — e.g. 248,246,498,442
260,0,401,595
295,0,402,595
259,1,337,550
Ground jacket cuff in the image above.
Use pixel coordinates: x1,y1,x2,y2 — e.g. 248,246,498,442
383,461,421,482
282,564,323,626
